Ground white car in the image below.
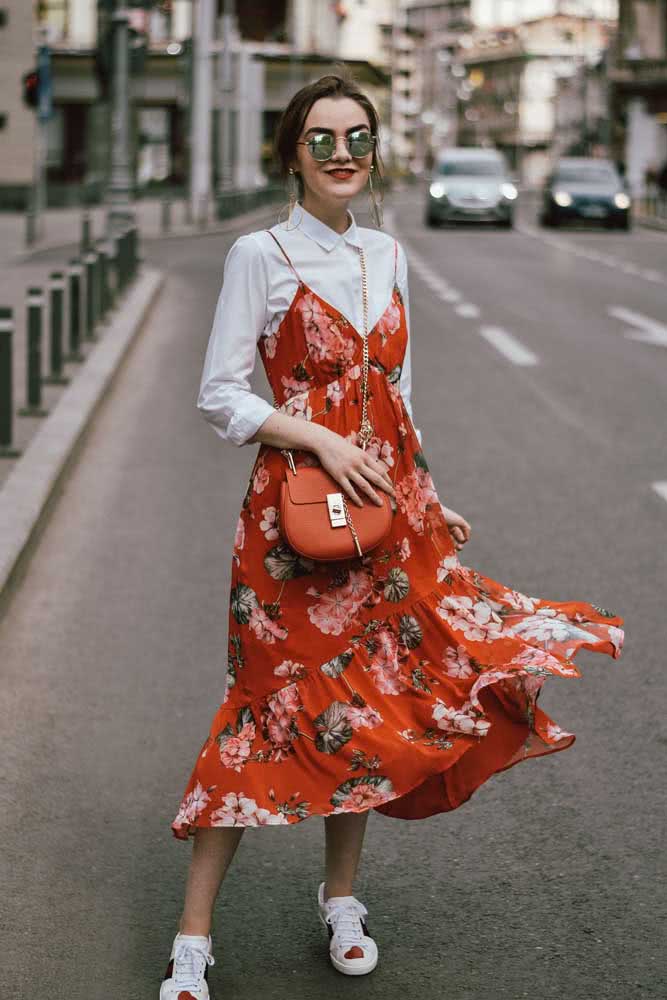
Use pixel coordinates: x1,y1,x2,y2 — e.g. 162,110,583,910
425,147,518,228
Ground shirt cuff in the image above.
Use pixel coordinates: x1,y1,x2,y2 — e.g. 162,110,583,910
225,397,276,447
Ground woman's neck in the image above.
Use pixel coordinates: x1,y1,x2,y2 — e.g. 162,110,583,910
300,194,350,234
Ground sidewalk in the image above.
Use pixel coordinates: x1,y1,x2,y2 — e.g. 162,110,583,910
1,193,281,268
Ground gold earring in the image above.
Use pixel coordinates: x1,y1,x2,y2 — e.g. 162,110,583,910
278,168,300,231
368,164,383,229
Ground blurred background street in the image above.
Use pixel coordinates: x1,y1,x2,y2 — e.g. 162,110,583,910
1,2,666,999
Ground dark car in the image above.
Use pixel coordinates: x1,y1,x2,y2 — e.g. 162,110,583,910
425,147,518,228
540,157,631,230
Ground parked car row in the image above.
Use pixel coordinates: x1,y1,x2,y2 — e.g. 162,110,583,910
425,149,632,232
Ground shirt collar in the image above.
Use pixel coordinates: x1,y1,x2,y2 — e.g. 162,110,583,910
292,202,363,252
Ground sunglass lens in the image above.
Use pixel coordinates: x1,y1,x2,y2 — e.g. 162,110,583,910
348,132,373,157
308,134,335,160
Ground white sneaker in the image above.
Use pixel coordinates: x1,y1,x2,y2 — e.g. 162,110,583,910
317,882,379,976
159,932,215,1000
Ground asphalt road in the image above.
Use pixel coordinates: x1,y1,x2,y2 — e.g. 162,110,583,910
1,190,665,999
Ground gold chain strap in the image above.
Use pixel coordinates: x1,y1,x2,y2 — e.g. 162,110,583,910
273,246,373,558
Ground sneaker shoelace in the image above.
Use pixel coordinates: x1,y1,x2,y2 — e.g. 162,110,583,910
173,938,215,989
325,899,369,954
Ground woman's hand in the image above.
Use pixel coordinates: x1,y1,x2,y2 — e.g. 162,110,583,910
315,433,395,508
440,504,472,551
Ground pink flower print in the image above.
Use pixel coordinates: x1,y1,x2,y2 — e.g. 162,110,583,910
499,588,536,613
259,506,280,541
252,463,270,495
436,554,460,580
326,380,345,406
346,704,383,729
399,537,411,562
365,435,395,470
436,594,505,642
210,792,289,827
375,296,401,340
174,781,211,826
395,467,439,534
284,393,312,421
347,364,361,381
307,569,373,636
508,646,572,676
331,777,394,812
432,698,490,737
219,735,252,772
369,628,408,695
273,659,308,680
249,605,288,644
234,515,246,551
262,684,302,760
281,374,311,399
264,332,278,359
443,643,474,678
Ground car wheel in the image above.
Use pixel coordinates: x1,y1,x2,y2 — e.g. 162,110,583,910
500,215,513,229
620,215,632,231
425,212,439,228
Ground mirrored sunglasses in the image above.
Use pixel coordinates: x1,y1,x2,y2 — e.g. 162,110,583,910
297,129,375,162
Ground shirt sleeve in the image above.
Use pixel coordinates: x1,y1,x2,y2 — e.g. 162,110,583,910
396,241,423,448
197,233,277,447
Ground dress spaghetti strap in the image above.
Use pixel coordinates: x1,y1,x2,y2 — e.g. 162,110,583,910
393,238,398,284
266,230,303,284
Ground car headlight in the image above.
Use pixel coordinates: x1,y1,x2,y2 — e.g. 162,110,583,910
429,181,447,199
500,182,518,201
553,190,573,207
614,192,631,210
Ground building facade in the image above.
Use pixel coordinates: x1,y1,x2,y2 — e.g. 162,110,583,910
0,0,390,209
456,13,615,184
608,0,667,194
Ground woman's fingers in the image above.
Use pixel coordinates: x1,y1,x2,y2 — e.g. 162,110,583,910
339,475,364,507
349,468,382,506
362,461,394,496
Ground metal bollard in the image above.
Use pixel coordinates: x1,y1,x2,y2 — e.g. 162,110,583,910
96,240,110,320
25,204,37,248
0,307,21,457
108,237,119,307
161,198,172,233
65,258,85,362
80,210,92,255
84,250,100,342
43,271,69,386
18,287,49,417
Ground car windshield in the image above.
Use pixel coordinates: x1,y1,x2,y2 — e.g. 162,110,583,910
554,164,617,184
438,161,503,177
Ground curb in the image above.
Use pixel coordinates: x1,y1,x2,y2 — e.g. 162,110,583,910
636,214,667,233
0,268,164,612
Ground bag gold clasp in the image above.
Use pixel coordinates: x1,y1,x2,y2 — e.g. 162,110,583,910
326,492,347,528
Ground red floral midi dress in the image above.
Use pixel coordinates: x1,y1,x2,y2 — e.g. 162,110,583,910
171,234,625,837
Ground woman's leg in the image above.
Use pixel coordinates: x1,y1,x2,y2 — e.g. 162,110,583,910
178,827,245,936
323,811,369,899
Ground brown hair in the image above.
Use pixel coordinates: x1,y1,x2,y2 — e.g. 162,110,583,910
274,69,384,202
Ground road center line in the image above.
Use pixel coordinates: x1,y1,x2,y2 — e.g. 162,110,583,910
479,326,540,366
652,482,667,505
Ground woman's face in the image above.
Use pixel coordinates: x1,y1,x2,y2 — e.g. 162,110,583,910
293,96,373,209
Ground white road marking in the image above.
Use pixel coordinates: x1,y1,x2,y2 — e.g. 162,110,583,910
455,303,480,318
652,482,667,505
403,241,540,366
608,306,667,347
479,325,540,366
516,221,667,287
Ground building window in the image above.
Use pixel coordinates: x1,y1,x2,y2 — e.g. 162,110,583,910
0,113,7,130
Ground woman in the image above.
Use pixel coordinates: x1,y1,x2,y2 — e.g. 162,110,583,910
161,73,624,998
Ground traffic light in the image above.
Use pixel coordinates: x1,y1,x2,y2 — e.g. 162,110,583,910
22,68,40,109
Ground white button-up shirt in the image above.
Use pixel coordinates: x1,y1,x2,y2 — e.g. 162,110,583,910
197,203,422,448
